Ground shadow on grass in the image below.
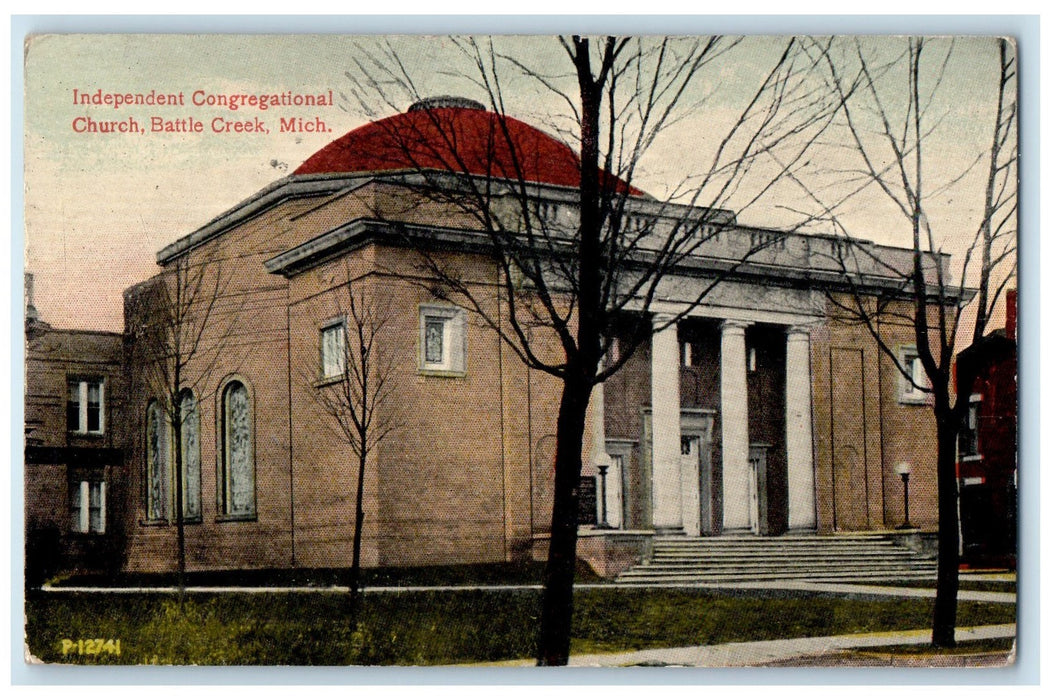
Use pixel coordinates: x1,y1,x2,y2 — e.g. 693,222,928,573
44,560,603,589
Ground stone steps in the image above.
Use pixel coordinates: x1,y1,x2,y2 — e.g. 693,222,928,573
614,533,937,585
651,546,914,556
630,559,932,572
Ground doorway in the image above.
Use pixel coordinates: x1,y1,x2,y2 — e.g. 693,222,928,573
681,409,715,536
748,443,772,535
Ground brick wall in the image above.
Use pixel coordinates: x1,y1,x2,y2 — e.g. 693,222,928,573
24,324,124,578
119,190,330,573
811,297,940,534
117,179,578,574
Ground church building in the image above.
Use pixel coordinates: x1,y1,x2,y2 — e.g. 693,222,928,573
40,97,951,577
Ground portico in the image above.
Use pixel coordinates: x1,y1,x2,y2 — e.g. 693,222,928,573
649,313,815,536
596,282,821,540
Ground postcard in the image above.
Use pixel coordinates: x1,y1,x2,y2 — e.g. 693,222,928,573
22,32,1017,668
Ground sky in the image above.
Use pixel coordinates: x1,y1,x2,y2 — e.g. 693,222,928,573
23,33,1015,332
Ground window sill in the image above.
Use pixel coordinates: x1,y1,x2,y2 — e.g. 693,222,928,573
216,513,257,523
898,395,929,406
418,367,467,378
68,432,105,439
959,454,984,463
313,375,345,389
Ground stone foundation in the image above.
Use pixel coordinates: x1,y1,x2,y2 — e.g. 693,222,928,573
532,529,654,578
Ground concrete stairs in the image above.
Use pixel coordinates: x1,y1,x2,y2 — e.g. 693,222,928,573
614,533,938,585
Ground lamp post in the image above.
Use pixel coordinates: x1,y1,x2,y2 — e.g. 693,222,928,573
895,462,913,529
596,464,610,529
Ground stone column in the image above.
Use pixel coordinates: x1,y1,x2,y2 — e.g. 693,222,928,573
785,326,817,529
720,319,751,531
650,314,683,532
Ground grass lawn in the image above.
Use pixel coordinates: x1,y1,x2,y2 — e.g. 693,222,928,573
25,587,1016,666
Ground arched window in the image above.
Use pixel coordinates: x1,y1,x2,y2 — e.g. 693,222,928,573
179,390,202,521
146,400,169,521
220,380,255,517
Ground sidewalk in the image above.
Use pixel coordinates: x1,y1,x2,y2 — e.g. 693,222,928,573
42,579,1016,604
484,623,1016,667
694,579,1015,604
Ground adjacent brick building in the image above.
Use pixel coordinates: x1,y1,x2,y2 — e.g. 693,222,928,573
24,276,125,582
28,98,971,578
956,290,1017,568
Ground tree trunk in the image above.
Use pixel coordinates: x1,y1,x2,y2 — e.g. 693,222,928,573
536,42,604,666
173,403,186,600
536,372,592,666
931,404,961,647
348,443,367,626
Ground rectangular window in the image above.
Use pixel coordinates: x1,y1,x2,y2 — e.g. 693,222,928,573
70,480,106,534
419,305,466,374
87,383,101,432
67,379,104,434
320,320,347,379
899,348,929,404
959,395,981,458
425,317,446,364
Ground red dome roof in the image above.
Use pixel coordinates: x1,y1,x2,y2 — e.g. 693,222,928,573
294,98,642,195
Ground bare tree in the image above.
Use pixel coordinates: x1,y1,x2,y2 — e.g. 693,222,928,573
304,275,402,623
346,35,840,665
124,250,241,595
798,36,1017,646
